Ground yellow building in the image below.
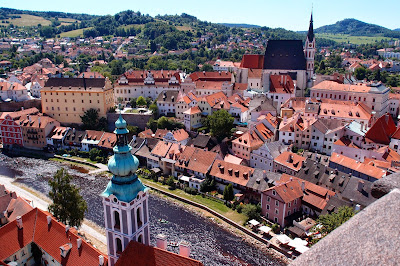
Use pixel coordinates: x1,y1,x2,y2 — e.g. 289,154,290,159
17,114,60,150
41,77,114,124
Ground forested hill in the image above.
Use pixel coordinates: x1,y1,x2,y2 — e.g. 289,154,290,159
0,7,96,21
315,18,400,38
219,23,261,28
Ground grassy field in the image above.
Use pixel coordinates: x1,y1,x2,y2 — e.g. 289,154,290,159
316,33,392,45
58,18,80,23
121,24,145,30
176,25,193,31
60,27,92,37
141,178,247,225
0,14,51,27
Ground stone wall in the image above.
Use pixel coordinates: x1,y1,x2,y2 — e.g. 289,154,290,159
107,112,152,131
0,99,42,112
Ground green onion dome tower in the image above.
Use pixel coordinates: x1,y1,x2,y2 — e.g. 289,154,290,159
102,106,150,266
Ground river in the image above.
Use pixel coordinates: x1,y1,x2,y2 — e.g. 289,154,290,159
0,154,284,266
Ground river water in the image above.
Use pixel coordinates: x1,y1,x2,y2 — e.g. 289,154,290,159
0,154,283,266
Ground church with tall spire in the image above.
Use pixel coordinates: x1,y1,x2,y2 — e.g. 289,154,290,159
304,12,316,88
102,107,150,266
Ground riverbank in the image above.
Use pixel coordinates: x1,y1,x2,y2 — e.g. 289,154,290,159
0,173,108,254
149,189,290,264
0,153,285,265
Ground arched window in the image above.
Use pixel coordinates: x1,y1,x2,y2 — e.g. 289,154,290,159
137,208,142,228
116,238,122,254
138,234,143,243
114,211,120,230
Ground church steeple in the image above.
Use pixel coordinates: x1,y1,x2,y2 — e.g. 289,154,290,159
304,11,316,88
307,13,314,43
102,106,150,266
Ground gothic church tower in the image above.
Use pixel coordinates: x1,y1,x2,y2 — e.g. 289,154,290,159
304,12,315,87
102,110,150,266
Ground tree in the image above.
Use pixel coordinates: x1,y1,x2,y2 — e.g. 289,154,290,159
166,176,175,189
207,109,234,141
201,64,214,71
136,96,147,106
242,204,261,221
80,108,99,130
48,168,88,227
354,67,367,80
149,103,158,117
317,206,355,236
223,183,234,201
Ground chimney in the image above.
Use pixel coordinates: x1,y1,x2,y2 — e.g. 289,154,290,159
60,243,72,258
301,181,305,192
354,204,361,212
47,215,52,225
28,115,31,123
132,135,136,143
156,234,167,250
77,238,82,249
38,116,41,125
179,241,191,258
357,181,364,192
66,225,70,233
280,75,284,85
16,216,23,229
98,255,105,265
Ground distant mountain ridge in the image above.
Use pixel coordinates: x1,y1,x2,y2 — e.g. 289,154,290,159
219,23,261,28
315,18,400,38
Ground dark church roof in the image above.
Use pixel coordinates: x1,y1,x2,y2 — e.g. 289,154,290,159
263,40,306,71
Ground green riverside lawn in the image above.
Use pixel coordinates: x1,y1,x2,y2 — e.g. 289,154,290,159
140,178,247,225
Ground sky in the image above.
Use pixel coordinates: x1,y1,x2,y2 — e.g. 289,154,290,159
1,0,399,31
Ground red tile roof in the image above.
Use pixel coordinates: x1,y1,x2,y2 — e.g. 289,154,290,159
154,129,169,139
240,54,264,69
116,241,203,266
175,146,218,174
210,160,254,186
189,71,232,82
183,106,201,115
274,151,306,172
279,174,335,211
151,141,172,157
232,130,264,149
138,128,154,138
330,153,386,180
0,208,107,265
264,180,303,204
172,129,189,142
269,74,294,94
98,132,117,149
365,114,396,145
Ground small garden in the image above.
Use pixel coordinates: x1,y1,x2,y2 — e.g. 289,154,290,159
56,148,110,164
136,168,263,225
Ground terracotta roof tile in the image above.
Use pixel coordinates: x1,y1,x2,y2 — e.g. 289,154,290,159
116,241,203,266
210,160,254,186
151,141,172,157
330,153,386,180
365,113,396,145
274,151,306,172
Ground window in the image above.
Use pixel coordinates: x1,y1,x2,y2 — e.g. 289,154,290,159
274,217,278,223
294,199,298,204
272,190,276,196
116,238,123,254
114,211,120,230
275,200,279,207
288,202,291,208
288,210,291,216
266,204,270,210
275,209,279,215
267,196,270,202
137,207,142,228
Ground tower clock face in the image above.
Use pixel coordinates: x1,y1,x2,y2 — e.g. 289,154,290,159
309,44,312,47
